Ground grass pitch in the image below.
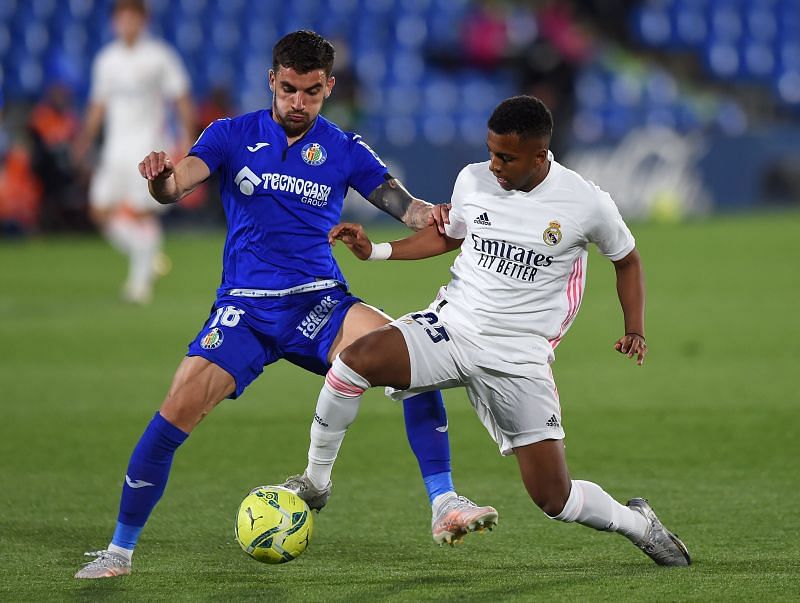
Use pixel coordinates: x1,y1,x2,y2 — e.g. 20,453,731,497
1,212,799,601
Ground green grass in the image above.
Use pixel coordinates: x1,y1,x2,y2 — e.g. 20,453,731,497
1,212,799,601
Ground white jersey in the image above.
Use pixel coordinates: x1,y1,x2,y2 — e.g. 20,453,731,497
440,157,635,373
90,35,189,166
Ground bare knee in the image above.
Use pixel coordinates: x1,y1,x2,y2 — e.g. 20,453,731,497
160,357,235,432
530,488,571,517
160,387,216,433
338,337,375,379
515,440,572,517
337,326,410,388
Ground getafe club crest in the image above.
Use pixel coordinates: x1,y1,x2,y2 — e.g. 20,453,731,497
200,327,224,349
543,220,563,246
301,142,327,166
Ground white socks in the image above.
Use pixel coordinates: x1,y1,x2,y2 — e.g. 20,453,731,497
128,217,161,296
105,214,163,300
551,479,649,542
107,543,133,562
105,214,138,255
305,356,369,489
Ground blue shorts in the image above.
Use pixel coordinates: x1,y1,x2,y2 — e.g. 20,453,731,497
187,286,361,398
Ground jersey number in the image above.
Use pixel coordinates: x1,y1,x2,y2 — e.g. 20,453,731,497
210,306,245,328
411,312,450,343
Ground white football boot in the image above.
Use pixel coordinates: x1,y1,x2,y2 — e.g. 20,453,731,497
431,494,498,546
74,550,131,579
627,498,691,566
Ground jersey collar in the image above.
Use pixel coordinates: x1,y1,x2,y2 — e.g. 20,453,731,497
264,110,323,148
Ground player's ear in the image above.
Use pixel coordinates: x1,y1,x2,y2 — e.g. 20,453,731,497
324,75,335,99
268,69,275,92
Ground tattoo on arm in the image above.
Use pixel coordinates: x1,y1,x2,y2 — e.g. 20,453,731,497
367,177,432,230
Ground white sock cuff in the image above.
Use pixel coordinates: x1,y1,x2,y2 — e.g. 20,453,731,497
326,355,370,397
107,543,133,562
550,480,584,522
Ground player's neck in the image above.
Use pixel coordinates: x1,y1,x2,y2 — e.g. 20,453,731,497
519,160,551,193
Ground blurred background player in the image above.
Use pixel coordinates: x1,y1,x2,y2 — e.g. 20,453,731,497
299,95,690,564
74,30,494,580
72,0,195,304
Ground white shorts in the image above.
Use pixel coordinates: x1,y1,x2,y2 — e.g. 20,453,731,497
89,160,167,213
387,306,565,456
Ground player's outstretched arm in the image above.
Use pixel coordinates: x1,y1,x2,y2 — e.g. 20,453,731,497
612,248,648,365
329,223,461,261
367,178,438,231
138,152,210,205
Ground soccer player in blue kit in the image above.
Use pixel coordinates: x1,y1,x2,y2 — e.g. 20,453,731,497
75,30,497,579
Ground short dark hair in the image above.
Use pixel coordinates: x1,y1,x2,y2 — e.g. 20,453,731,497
113,0,147,15
488,96,553,141
273,30,335,77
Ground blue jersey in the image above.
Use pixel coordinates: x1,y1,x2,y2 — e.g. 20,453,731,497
189,110,389,295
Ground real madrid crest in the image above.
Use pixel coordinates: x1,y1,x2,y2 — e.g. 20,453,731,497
543,220,562,246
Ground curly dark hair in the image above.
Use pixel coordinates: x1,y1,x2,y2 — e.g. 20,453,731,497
488,96,553,141
272,30,335,77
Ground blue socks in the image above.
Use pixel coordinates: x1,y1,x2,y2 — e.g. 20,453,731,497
111,412,188,551
110,393,450,551
403,391,455,504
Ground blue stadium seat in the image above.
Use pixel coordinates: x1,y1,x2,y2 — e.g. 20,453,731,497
0,0,18,22
421,113,457,145
395,14,427,48
384,115,417,146
389,50,425,83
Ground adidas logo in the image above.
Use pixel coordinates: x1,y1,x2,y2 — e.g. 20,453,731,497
474,212,491,225
545,414,560,428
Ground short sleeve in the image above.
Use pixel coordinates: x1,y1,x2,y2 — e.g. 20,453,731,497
347,134,389,199
586,187,635,261
188,118,231,174
158,44,190,99
444,167,469,240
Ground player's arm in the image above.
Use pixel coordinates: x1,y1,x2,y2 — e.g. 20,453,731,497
612,248,647,365
72,101,105,164
329,223,462,261
366,177,438,231
174,93,197,154
138,152,210,205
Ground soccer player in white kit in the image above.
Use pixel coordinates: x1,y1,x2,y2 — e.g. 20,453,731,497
73,0,195,303
297,96,691,565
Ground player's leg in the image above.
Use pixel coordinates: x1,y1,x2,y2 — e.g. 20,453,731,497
500,363,690,566
122,170,170,303
75,357,235,579
77,300,268,578
88,167,139,291
328,303,455,503
302,323,412,493
119,210,164,304
514,440,690,565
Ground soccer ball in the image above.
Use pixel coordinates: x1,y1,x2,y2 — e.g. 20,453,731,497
235,486,313,564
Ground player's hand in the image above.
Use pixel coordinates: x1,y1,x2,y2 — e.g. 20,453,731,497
139,151,174,181
614,334,647,366
329,223,373,260
427,203,451,235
